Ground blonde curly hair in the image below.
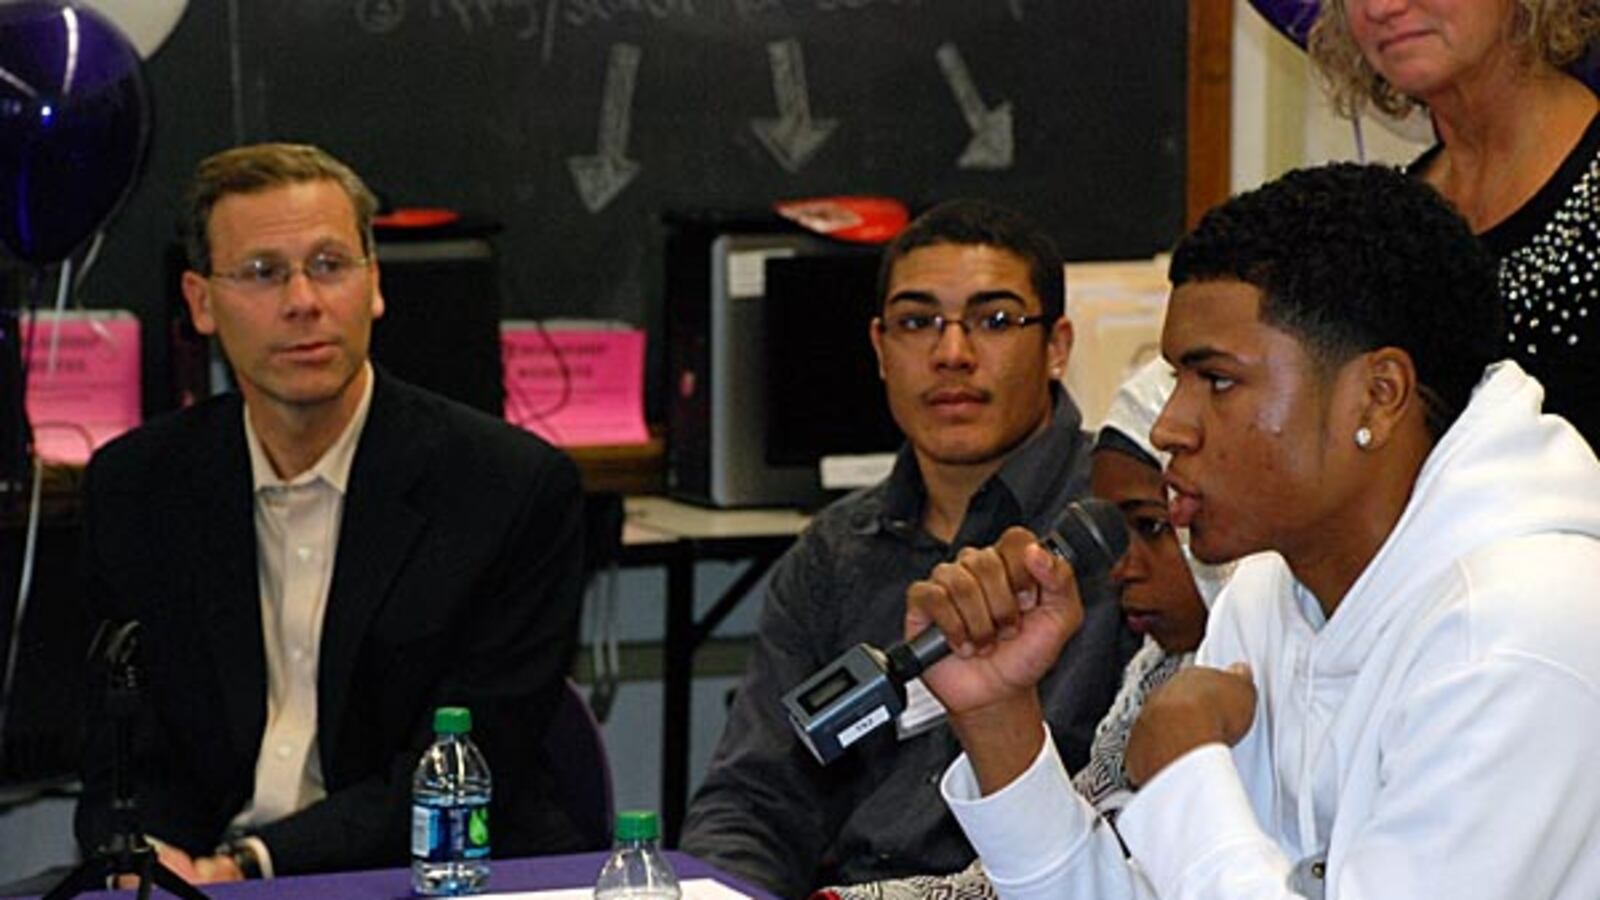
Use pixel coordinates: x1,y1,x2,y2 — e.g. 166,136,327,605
1309,0,1600,117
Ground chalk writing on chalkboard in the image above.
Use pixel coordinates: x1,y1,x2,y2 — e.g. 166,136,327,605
352,0,1019,66
568,43,644,213
355,0,406,35
751,38,837,174
935,42,1013,171
119,0,1188,370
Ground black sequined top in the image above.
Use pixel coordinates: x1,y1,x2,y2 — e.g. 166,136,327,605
1411,113,1600,448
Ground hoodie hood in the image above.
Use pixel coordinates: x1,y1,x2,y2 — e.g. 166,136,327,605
1309,360,1600,670
1183,543,1236,610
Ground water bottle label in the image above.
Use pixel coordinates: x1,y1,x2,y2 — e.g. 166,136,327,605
411,805,434,859
411,803,491,862
466,805,490,859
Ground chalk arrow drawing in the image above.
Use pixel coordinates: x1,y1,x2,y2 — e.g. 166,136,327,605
750,38,838,174
568,43,643,213
936,43,1013,170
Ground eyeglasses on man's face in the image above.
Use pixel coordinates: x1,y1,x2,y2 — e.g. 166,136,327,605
208,250,371,293
877,308,1047,348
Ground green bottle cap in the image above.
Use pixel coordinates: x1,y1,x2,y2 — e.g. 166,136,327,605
613,810,660,841
433,706,472,734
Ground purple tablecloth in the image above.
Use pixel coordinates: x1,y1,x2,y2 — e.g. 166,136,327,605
26,851,772,900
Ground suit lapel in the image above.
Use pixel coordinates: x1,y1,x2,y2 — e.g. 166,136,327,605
318,375,430,758
195,398,270,763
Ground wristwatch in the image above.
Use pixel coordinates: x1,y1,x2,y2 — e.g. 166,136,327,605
224,838,263,880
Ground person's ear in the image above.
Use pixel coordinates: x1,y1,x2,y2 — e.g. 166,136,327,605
1353,347,1417,451
181,270,218,336
369,259,386,320
868,317,886,379
1047,316,1073,380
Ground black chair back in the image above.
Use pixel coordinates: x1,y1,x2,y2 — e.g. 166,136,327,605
541,678,614,849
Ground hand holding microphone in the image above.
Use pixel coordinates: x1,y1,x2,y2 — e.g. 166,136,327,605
782,499,1128,765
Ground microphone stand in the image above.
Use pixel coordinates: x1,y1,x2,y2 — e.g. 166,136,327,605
44,622,209,900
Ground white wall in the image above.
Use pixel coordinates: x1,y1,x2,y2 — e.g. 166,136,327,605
0,794,76,885
582,561,766,816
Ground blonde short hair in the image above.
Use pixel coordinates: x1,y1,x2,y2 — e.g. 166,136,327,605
184,142,379,274
1309,0,1600,117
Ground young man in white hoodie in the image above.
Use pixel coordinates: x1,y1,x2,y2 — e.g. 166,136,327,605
905,163,1600,900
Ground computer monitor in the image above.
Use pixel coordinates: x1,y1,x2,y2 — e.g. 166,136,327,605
763,253,901,470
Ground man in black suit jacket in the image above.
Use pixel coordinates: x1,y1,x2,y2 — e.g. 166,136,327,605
74,143,587,880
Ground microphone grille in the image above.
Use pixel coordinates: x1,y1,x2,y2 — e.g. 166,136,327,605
1046,498,1129,577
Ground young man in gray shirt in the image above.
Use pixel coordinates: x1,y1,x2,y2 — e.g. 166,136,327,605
681,199,1138,897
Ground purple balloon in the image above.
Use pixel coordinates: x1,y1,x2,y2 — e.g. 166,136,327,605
1247,0,1321,48
1572,42,1600,96
0,1,149,264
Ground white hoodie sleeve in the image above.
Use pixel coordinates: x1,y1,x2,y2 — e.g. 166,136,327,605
1114,648,1600,899
942,723,1156,900
943,731,1295,900
1115,744,1298,898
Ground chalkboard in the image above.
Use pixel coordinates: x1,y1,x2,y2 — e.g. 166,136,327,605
80,0,1188,417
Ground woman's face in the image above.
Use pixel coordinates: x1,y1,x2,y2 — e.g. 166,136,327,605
1345,0,1520,99
1091,448,1209,654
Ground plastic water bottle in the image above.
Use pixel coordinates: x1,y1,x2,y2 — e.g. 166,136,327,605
594,810,681,900
411,706,492,896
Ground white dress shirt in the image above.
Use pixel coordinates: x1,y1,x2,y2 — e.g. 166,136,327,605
227,368,375,874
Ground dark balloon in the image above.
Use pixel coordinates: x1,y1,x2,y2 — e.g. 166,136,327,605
0,2,149,264
1571,42,1600,97
1247,0,1321,48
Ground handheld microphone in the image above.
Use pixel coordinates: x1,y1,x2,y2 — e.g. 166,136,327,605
781,498,1129,765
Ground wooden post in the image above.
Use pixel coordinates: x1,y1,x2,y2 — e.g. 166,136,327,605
1188,0,1234,229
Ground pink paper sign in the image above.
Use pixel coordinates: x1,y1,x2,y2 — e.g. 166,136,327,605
501,324,649,447
20,312,142,464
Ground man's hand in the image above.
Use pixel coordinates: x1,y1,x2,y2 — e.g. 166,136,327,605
1125,662,1258,787
193,853,246,883
905,526,1087,792
116,841,199,888
113,843,244,888
907,527,1087,711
